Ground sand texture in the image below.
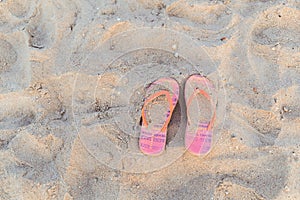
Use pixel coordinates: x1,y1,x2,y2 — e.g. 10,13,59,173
0,0,299,199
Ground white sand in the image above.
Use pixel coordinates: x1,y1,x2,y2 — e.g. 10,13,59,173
0,0,299,199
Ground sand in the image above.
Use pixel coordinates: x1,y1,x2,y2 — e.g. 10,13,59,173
0,0,299,199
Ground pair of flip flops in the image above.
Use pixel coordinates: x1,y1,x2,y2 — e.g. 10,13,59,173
139,75,216,156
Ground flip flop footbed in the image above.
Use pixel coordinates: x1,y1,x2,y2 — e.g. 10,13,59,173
185,75,216,155
139,78,179,155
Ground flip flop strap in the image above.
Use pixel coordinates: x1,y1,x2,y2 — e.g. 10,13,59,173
141,90,174,132
186,88,216,131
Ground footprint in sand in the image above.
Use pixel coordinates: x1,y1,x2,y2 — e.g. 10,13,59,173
166,0,236,41
64,136,121,200
0,73,77,129
7,131,63,184
214,182,265,200
140,151,288,199
26,3,55,49
0,32,30,93
272,85,300,121
7,0,31,18
8,131,63,167
0,94,36,129
0,0,35,35
0,7,9,27
249,6,300,69
0,38,17,73
246,6,300,96
230,103,281,147
166,1,231,27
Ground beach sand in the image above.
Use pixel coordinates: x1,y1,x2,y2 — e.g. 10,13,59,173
0,0,299,199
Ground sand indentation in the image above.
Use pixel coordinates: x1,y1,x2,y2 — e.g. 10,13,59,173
250,6,300,68
231,104,281,146
214,181,265,200
166,1,232,30
26,4,55,49
272,85,300,121
7,0,30,18
0,39,17,73
9,131,63,167
0,94,35,129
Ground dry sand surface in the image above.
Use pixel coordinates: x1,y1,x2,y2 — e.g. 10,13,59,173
0,0,300,199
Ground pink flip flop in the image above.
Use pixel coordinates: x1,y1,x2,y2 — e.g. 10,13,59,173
184,74,216,156
139,78,179,155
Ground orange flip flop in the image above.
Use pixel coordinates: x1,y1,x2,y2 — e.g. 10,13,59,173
139,78,179,155
185,74,216,155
